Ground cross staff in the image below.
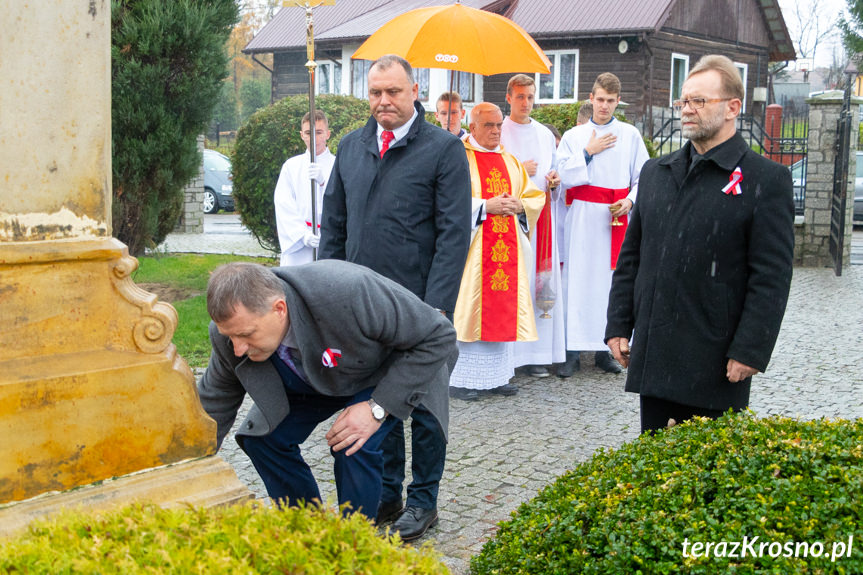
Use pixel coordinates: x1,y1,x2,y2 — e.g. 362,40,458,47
283,0,335,260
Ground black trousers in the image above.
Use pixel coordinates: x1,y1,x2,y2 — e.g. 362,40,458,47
640,395,737,434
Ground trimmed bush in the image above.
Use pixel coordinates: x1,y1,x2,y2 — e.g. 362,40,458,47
472,413,863,574
232,94,370,253
0,501,449,574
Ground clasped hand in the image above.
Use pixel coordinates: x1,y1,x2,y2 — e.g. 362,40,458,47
486,193,523,217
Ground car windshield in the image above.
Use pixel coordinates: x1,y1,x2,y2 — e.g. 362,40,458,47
205,152,231,173
857,156,863,178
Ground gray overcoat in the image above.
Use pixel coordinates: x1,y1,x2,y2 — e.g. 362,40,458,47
197,260,457,448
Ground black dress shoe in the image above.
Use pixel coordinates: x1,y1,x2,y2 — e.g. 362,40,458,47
375,499,403,525
595,350,623,374
557,351,581,378
489,383,518,396
449,386,480,401
390,505,439,541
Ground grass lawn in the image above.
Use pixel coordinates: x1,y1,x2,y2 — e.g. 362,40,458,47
132,253,277,367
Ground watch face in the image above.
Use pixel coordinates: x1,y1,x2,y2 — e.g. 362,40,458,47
370,402,385,420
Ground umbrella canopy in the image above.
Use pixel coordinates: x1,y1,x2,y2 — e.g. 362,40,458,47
352,3,551,76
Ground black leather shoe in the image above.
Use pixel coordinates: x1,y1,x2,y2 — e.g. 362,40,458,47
390,505,439,541
449,386,480,401
595,351,623,374
375,499,403,525
489,383,518,396
557,351,581,378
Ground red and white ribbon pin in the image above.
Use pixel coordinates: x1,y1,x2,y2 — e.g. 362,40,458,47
722,167,743,196
322,348,342,368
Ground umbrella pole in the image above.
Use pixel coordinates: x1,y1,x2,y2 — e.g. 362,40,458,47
447,69,454,133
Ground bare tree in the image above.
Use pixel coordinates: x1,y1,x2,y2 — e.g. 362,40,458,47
782,0,840,63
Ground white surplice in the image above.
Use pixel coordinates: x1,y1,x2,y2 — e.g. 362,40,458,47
273,148,335,266
556,118,649,350
501,117,566,367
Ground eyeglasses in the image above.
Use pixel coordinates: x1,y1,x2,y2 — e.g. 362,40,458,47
672,98,731,111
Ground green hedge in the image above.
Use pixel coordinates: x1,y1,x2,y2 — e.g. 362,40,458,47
232,94,370,253
472,413,863,574
0,501,449,574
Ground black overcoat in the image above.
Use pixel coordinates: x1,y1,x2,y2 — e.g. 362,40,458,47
605,134,795,410
318,101,472,312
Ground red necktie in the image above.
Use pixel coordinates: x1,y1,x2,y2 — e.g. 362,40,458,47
380,130,395,158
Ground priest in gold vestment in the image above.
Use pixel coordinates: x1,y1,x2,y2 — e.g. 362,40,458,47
450,103,546,400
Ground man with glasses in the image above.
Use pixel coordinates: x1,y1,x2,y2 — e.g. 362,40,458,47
605,55,795,433
557,72,650,377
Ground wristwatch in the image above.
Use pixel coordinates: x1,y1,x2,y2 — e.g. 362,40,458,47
368,398,387,422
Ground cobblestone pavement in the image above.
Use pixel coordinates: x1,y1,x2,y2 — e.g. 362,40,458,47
178,219,863,575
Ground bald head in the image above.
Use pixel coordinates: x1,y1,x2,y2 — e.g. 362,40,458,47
469,102,504,150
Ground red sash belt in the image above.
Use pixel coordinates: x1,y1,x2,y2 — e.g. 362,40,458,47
565,185,629,270
304,221,321,229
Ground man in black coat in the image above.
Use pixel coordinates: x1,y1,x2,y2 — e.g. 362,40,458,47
605,55,795,433
319,54,472,540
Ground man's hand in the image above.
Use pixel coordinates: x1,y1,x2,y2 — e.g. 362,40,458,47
486,194,523,217
585,130,617,156
302,231,320,248
609,198,633,217
522,159,538,177
307,162,325,183
726,359,758,383
545,169,560,191
607,337,630,368
325,402,382,456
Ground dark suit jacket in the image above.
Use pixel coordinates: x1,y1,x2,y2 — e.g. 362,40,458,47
605,134,795,410
318,100,472,313
197,260,458,448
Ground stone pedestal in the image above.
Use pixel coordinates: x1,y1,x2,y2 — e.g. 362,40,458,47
0,0,250,531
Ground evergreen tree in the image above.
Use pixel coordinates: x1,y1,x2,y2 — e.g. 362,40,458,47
841,0,863,58
111,0,238,255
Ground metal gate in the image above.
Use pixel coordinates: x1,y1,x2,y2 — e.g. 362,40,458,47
829,73,854,276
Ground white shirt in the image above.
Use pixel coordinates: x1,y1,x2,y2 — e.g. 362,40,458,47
273,147,335,266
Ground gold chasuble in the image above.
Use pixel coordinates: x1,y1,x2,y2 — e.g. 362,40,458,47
454,141,545,342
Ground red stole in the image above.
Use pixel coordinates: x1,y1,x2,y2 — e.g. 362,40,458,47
565,185,629,270
475,151,519,341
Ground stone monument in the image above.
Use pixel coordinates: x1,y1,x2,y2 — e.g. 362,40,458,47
0,1,250,535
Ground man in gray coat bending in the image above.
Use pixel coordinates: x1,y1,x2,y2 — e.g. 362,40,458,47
197,261,457,520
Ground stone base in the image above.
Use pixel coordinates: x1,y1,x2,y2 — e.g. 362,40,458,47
0,456,253,538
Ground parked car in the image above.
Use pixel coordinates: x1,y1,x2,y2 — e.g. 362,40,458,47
789,152,863,223
203,149,234,214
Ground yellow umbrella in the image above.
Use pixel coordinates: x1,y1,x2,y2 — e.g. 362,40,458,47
352,3,551,76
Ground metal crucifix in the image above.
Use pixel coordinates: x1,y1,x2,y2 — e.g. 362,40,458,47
283,0,335,260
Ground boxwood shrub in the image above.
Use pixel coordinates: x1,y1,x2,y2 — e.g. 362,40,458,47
472,413,862,574
0,500,449,574
231,94,370,253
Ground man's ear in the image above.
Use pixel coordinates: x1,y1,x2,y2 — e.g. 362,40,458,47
273,298,288,318
726,98,743,119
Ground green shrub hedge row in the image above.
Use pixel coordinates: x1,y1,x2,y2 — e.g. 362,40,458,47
0,501,448,574
472,413,863,574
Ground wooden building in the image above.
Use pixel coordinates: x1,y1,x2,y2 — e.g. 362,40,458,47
244,0,795,133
